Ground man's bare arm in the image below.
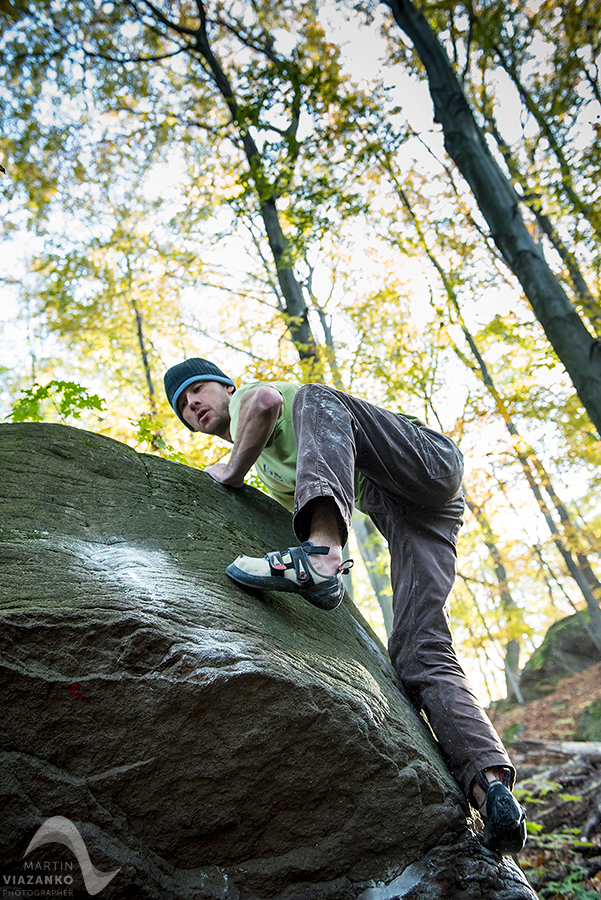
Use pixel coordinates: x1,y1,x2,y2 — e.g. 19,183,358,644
204,385,283,488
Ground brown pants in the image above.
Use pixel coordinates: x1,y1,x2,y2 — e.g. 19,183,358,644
291,384,512,798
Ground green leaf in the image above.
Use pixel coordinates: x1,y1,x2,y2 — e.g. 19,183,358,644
7,381,105,423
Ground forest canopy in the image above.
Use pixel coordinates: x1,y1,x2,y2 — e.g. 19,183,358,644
1,0,600,704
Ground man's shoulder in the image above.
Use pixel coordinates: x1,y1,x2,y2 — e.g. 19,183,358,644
232,380,302,405
229,382,302,434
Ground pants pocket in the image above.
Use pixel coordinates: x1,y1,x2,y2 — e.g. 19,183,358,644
418,427,464,481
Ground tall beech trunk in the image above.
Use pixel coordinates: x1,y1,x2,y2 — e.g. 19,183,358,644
489,43,601,240
451,319,601,630
257,196,320,370
452,314,601,635
483,111,601,338
178,1,323,376
464,492,524,703
190,5,395,609
457,571,520,704
533,544,601,656
353,512,394,635
384,0,601,437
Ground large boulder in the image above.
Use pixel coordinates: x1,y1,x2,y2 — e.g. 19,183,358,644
0,423,537,899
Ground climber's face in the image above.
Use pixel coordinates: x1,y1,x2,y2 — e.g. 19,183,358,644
178,381,235,439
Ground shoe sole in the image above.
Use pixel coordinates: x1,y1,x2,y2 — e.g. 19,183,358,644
481,783,527,854
483,820,527,855
226,563,343,611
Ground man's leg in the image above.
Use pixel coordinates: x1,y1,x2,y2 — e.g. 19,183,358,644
301,497,344,575
290,386,511,787
363,487,511,796
293,387,489,767
290,385,525,851
291,383,465,541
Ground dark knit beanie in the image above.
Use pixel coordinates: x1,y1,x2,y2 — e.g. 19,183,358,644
164,358,236,428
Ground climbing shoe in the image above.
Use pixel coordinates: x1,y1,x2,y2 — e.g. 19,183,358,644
226,540,353,611
475,769,527,855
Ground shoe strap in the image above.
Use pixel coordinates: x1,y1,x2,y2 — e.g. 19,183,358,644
302,544,355,578
265,549,295,576
266,543,354,583
300,541,329,555
265,544,322,584
289,544,319,584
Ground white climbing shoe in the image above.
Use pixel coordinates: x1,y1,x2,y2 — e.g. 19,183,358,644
226,541,353,610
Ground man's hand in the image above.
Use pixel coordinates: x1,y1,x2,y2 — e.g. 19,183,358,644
204,461,244,488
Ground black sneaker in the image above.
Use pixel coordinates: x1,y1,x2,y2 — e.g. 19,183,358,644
478,776,527,855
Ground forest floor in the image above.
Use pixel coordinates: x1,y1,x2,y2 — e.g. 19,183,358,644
487,664,601,898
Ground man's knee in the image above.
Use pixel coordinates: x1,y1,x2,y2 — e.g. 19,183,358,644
292,382,332,408
292,384,344,428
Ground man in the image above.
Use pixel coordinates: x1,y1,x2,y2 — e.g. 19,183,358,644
164,357,527,855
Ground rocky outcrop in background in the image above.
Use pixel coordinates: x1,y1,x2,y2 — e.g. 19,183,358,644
519,611,601,700
0,423,538,899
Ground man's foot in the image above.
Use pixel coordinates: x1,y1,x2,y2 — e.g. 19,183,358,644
475,769,527,855
226,541,353,610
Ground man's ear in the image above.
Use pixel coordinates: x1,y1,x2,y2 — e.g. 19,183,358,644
226,384,235,397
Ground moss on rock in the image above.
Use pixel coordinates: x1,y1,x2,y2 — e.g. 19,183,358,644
575,697,601,742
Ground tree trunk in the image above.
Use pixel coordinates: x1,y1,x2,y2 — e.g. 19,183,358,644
489,43,601,239
353,511,394,635
258,196,321,373
457,571,514,703
192,3,323,377
384,0,601,436
464,493,524,703
484,112,601,337
457,324,601,636
130,295,156,415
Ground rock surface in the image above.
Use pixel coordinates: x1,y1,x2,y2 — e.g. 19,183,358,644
0,423,538,899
